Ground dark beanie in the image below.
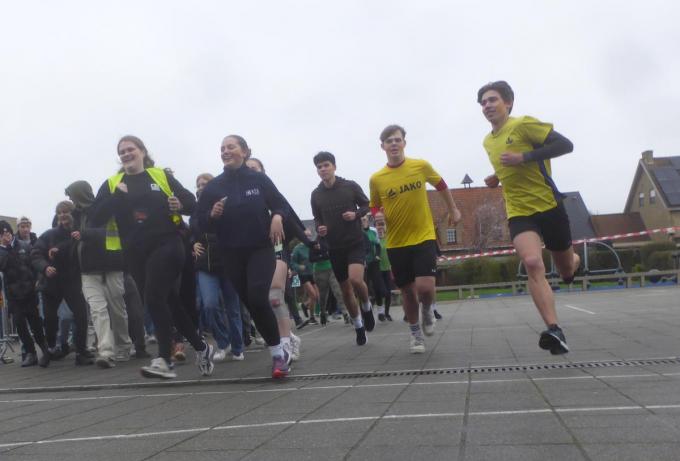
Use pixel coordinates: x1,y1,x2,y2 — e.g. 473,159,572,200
0,220,13,236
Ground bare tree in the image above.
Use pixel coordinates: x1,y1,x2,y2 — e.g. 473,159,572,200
473,201,505,250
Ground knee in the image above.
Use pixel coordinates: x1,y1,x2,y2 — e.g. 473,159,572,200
523,255,545,275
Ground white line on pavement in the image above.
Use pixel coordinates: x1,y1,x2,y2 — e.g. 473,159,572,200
564,304,596,315
3,403,679,449
1,373,678,405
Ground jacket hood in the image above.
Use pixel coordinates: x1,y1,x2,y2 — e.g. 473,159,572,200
66,181,95,210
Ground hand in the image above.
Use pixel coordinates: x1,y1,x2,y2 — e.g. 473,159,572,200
374,210,386,227
269,214,285,245
116,182,128,193
210,200,224,218
48,247,59,260
45,266,57,278
298,264,306,271
500,151,524,166
193,242,205,257
168,195,183,212
71,231,81,241
484,174,500,188
341,211,357,221
317,225,328,237
448,208,462,226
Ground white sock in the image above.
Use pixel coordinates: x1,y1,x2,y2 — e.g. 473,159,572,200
409,323,423,339
352,315,364,329
281,336,290,348
378,306,385,315
362,300,372,312
269,343,284,358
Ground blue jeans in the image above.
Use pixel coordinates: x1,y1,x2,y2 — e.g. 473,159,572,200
197,271,243,353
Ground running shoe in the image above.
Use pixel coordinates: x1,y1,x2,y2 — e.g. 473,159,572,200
38,351,50,368
195,342,215,376
290,333,301,361
308,316,319,325
539,326,570,355
283,341,293,365
230,352,245,361
272,350,291,379
361,307,375,332
433,309,443,320
254,336,266,346
213,347,230,362
172,342,186,362
421,307,436,337
378,313,386,322
21,353,37,367
141,357,177,379
385,314,393,321
75,353,94,366
409,336,426,354
115,350,131,362
145,334,157,345
355,326,367,346
95,356,115,369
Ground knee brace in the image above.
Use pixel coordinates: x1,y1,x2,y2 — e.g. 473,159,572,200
269,288,287,319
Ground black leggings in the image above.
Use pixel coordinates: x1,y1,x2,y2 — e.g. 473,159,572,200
381,270,393,313
12,298,47,354
127,236,203,360
223,246,279,346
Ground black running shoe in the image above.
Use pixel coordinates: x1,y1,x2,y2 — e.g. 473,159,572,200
385,314,393,321
433,309,443,320
361,308,375,332
355,326,367,346
378,313,386,322
539,326,570,355
308,316,318,325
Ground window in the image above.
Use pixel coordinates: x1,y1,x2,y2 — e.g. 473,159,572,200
650,189,656,204
446,228,457,244
639,192,644,207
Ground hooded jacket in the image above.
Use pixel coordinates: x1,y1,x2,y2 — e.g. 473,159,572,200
66,180,125,274
0,238,38,303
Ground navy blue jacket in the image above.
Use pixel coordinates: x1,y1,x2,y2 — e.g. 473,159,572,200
197,164,289,250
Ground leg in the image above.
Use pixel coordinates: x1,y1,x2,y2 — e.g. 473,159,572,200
220,275,244,355
81,274,115,359
123,274,147,353
63,284,92,355
197,271,230,350
270,260,291,337
103,272,132,356
514,231,558,326
41,292,61,349
348,263,370,305
552,247,580,283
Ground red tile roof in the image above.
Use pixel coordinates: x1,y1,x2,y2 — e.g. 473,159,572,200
590,213,650,243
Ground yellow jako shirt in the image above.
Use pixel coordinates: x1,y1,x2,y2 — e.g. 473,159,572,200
483,115,561,218
370,157,444,249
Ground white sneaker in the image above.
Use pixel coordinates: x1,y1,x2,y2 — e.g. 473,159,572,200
141,357,176,379
195,342,215,376
254,336,265,346
409,336,426,354
213,347,230,362
282,341,293,365
290,333,301,361
230,352,245,361
421,307,436,337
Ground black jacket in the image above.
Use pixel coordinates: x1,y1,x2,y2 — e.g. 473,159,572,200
30,226,80,294
0,239,37,303
310,176,370,249
197,164,289,250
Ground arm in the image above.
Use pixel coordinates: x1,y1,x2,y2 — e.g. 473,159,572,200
90,181,122,227
352,181,371,218
261,174,289,221
168,174,197,216
438,188,461,225
31,232,52,275
522,130,574,162
283,203,314,247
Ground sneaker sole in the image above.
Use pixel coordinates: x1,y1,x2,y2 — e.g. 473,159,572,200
95,359,114,369
272,368,290,379
410,347,426,354
140,368,176,379
539,332,570,354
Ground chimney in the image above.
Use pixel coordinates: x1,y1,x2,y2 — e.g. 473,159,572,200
641,150,654,165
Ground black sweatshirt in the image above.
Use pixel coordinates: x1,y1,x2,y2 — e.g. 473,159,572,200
90,171,195,252
310,176,370,249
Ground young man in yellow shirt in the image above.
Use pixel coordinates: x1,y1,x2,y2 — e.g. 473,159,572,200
478,80,579,355
370,125,461,353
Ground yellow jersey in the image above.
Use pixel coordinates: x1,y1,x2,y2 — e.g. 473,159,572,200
369,157,444,249
483,115,561,218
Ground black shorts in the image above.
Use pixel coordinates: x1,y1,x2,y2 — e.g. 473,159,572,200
328,242,365,283
299,274,315,285
508,202,572,251
386,240,437,288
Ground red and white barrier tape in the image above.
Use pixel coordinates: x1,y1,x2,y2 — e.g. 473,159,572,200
438,226,680,263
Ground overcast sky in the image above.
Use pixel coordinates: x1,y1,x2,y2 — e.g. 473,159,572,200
2,1,679,233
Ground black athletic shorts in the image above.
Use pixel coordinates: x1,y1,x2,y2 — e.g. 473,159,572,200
328,242,365,283
299,274,315,285
386,240,437,288
507,202,572,252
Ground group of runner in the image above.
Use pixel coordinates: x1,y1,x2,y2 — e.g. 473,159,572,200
0,80,579,379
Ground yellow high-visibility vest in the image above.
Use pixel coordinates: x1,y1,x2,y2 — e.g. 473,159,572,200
105,167,182,251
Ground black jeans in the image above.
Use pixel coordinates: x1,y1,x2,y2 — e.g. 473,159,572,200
126,236,203,361
11,297,47,354
222,246,279,346
123,273,146,351
42,282,89,353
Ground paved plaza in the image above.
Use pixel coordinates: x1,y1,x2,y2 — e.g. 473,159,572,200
1,285,680,460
